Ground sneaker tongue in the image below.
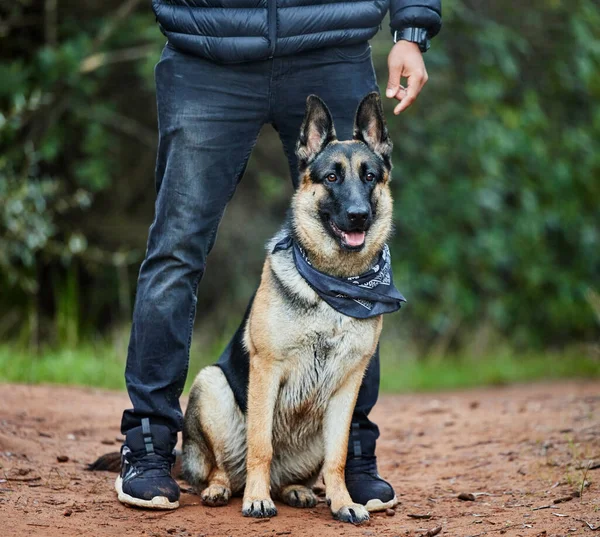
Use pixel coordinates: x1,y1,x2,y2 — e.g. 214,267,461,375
342,231,366,247
136,453,173,475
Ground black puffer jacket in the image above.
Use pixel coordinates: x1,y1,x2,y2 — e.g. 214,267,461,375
152,0,441,64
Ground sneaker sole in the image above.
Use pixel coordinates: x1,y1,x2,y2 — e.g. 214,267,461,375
364,495,399,512
115,476,179,510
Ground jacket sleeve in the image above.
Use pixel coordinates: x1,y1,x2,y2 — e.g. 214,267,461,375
389,0,442,38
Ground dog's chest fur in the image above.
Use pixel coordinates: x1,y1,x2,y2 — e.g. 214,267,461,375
252,235,382,451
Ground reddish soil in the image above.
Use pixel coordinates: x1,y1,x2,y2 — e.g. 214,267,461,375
1,381,598,537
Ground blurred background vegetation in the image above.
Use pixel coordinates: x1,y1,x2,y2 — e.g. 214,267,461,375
1,0,599,392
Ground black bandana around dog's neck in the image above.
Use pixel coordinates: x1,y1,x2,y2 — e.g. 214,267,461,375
272,235,406,319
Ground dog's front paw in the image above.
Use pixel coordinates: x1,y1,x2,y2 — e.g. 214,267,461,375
201,484,230,507
332,503,370,524
242,498,278,518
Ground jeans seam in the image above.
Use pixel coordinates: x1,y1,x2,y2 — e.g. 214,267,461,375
185,274,201,357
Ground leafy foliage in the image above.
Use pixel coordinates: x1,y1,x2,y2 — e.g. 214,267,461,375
0,0,160,341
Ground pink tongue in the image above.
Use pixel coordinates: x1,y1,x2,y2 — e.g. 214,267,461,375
343,231,366,247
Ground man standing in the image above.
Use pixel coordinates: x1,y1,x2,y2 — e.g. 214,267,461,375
117,0,441,511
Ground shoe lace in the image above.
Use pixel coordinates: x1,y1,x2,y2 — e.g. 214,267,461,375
129,451,174,474
345,456,378,475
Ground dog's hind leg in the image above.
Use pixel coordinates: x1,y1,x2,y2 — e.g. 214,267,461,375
201,468,231,507
183,366,245,507
278,484,318,508
273,459,321,508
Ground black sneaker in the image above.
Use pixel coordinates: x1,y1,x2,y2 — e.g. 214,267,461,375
345,456,398,512
115,418,180,509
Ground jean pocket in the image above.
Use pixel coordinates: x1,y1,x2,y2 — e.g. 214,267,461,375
331,42,372,62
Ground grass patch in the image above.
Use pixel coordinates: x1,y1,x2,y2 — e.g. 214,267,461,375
0,337,220,392
0,343,127,390
379,344,600,392
0,340,598,393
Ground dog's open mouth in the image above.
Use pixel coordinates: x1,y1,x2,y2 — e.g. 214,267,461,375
329,220,366,249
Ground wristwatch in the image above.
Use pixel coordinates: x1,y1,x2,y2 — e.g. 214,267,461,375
393,27,430,53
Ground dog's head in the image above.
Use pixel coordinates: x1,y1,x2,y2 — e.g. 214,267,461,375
291,92,394,277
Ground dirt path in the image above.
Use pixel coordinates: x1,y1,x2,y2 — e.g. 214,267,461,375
1,381,598,537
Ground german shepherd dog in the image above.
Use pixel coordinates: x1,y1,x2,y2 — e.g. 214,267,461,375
182,93,394,524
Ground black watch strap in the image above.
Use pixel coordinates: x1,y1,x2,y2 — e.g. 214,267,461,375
393,27,430,53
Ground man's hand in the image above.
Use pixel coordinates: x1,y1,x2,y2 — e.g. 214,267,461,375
386,40,428,115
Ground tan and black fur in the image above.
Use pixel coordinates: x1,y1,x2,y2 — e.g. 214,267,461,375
182,92,394,524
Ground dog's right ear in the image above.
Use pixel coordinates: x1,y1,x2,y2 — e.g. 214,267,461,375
296,95,337,170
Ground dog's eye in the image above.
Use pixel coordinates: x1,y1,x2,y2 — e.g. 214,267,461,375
366,173,376,182
326,173,337,183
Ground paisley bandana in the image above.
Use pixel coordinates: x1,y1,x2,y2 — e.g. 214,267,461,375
272,235,406,319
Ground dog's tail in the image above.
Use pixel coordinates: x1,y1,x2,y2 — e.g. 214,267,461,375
87,449,184,478
87,451,121,472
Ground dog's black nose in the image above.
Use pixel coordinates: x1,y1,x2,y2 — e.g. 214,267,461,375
347,208,369,227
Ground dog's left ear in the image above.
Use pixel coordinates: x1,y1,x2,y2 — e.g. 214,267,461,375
296,95,337,170
353,92,392,167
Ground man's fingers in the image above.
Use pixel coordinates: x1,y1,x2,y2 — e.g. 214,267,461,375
386,86,398,99
386,83,402,99
396,85,407,100
393,70,428,114
394,85,417,114
386,61,403,98
387,85,407,100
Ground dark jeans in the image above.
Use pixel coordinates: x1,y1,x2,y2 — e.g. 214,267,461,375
121,42,381,458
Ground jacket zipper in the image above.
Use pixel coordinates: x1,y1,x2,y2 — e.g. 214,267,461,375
267,0,277,58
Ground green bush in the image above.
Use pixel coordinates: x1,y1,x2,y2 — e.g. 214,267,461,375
378,0,600,349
